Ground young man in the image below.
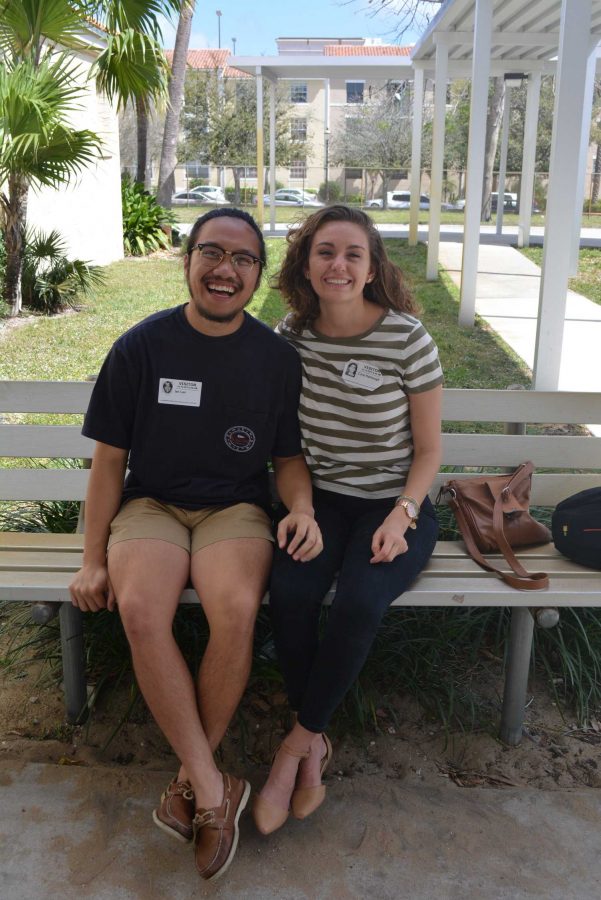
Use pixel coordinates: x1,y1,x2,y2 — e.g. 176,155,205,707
69,208,321,882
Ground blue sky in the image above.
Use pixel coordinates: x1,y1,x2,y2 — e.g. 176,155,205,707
160,0,436,56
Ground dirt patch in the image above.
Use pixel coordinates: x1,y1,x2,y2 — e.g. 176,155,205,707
1,637,600,794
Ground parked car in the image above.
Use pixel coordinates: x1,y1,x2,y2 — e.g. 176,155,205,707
171,185,226,205
491,192,518,212
262,188,323,207
366,191,430,210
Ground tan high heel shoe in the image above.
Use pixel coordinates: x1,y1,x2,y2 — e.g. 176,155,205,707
252,742,310,835
291,734,333,820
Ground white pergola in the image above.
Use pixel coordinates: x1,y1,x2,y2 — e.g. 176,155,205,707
412,0,601,389
233,0,601,389
230,55,413,230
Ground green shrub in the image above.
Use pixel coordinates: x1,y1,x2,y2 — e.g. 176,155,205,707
344,193,363,205
121,176,175,256
318,181,343,203
224,186,257,205
21,229,105,315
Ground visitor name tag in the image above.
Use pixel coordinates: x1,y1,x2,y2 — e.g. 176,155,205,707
341,359,383,391
158,378,202,406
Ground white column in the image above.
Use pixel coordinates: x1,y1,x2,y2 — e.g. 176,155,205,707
426,37,448,281
569,47,596,274
517,72,541,248
323,79,331,199
269,79,276,232
459,0,494,326
495,84,511,236
255,68,264,228
533,0,593,389
409,66,425,246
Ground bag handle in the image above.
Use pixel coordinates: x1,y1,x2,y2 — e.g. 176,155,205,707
451,492,549,591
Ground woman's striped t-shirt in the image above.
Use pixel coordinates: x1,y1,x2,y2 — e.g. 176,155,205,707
277,310,444,499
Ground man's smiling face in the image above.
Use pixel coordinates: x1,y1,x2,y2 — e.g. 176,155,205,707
184,217,262,334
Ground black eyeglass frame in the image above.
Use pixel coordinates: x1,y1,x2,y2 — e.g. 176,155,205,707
189,243,263,271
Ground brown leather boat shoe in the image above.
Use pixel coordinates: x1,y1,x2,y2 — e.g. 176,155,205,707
193,773,251,881
152,776,195,843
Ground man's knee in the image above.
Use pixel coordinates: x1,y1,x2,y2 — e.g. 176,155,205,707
117,591,174,642
205,591,261,638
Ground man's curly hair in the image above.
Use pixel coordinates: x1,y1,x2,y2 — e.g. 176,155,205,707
275,205,419,332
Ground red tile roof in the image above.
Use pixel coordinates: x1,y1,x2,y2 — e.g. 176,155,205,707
324,45,412,56
164,48,248,77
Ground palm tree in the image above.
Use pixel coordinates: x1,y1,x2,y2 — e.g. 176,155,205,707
0,2,102,315
156,1,195,207
0,0,185,315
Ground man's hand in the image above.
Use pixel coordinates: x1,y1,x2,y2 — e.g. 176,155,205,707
69,563,116,613
370,514,409,564
277,511,323,562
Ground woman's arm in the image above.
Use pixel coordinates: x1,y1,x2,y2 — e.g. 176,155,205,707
370,384,443,563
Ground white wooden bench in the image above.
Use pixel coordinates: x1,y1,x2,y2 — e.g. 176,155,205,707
1,381,600,744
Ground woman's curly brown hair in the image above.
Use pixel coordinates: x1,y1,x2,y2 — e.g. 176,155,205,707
275,205,419,332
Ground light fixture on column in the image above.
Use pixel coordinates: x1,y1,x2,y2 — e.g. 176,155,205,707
504,72,527,88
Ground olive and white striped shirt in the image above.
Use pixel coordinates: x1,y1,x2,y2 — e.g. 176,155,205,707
277,310,443,499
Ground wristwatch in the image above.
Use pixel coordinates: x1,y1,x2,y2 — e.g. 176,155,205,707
394,495,420,529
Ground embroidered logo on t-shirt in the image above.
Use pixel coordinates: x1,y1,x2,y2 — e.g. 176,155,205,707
158,378,202,407
224,425,256,452
341,359,383,391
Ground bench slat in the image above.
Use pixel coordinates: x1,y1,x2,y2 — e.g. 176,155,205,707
1,425,94,458
0,469,90,501
0,381,94,414
440,433,601,468
1,551,595,579
1,570,599,606
1,383,600,422
441,389,601,423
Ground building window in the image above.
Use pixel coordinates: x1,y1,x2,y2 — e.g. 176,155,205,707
290,82,308,103
291,118,307,141
346,81,365,103
289,159,307,179
185,162,210,179
345,168,362,180
241,166,257,178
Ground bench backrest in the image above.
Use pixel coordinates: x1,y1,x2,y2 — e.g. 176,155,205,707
1,381,600,507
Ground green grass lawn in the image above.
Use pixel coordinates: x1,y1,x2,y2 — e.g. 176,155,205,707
0,241,529,390
520,246,601,308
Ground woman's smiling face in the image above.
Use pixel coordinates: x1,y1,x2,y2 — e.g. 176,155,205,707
306,221,374,307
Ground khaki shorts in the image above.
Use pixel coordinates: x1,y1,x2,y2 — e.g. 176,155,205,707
108,497,273,556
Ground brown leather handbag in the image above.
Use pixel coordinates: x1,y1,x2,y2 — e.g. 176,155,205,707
439,461,551,591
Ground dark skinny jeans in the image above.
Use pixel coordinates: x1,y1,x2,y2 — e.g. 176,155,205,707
269,487,438,734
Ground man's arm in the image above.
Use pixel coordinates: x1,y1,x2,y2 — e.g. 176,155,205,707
272,454,322,562
69,441,128,612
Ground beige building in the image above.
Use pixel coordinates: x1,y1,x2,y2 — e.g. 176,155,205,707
127,38,416,198
25,23,123,265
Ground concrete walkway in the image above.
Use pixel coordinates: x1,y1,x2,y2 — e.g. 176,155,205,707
2,759,601,899
437,242,601,435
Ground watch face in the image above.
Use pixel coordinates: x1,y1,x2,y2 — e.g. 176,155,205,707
405,500,419,518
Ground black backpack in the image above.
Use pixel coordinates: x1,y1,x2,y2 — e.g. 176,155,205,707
552,488,601,570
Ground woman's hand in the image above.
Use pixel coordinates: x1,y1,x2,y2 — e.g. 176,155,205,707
370,511,410,564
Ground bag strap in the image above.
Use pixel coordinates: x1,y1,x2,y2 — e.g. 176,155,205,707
451,492,549,591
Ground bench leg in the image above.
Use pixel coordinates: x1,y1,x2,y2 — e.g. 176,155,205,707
499,607,534,746
59,602,88,725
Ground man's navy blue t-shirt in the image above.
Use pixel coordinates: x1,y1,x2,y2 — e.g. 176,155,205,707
82,306,302,511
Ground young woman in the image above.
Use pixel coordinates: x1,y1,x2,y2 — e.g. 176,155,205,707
253,205,443,834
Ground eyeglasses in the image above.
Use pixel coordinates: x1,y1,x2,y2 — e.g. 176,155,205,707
190,243,262,273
